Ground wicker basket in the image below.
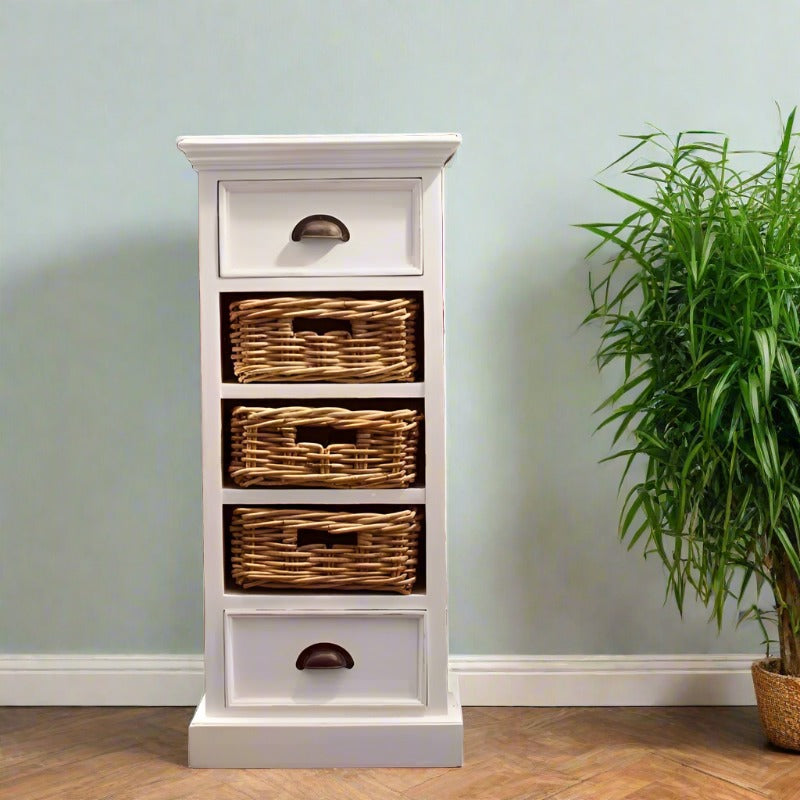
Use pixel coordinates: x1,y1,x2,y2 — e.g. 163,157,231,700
230,507,421,593
229,405,421,488
751,658,800,751
229,296,419,383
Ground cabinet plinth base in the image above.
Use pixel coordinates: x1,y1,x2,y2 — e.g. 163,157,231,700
188,685,463,768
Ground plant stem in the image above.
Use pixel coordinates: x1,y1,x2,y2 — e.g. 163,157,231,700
774,548,800,677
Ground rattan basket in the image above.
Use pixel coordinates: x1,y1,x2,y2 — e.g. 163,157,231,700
229,405,421,488
229,296,419,383
751,658,800,751
230,507,421,593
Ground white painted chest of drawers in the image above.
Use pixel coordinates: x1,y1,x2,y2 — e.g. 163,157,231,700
177,134,462,768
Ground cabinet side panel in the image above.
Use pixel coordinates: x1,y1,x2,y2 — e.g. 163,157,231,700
421,170,449,713
198,172,225,714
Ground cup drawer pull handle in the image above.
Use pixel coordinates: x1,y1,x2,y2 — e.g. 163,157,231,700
291,214,350,242
295,642,354,670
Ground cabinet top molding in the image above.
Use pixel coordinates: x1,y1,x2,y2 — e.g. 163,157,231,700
176,133,461,171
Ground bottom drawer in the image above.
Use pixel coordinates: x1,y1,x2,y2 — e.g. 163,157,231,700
224,610,426,709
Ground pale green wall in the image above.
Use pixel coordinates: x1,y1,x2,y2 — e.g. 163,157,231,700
2,0,798,654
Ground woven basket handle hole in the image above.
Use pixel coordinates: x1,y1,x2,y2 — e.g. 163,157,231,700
296,529,358,550
292,317,353,337
295,426,358,448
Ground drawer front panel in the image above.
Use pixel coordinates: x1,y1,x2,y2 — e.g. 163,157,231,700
224,610,426,708
218,179,422,277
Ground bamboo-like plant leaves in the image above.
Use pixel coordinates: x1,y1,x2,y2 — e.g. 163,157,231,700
754,328,777,399
777,346,799,398
703,361,739,436
582,111,800,659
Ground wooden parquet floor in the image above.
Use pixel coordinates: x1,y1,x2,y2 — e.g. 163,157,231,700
2,706,800,799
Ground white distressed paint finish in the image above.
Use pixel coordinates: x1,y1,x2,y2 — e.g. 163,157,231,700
219,588,428,612
188,691,464,769
210,274,427,294
179,134,463,767
0,654,761,707
176,134,461,171
224,610,425,710
221,382,426,399
197,168,226,720
219,178,422,277
220,487,426,505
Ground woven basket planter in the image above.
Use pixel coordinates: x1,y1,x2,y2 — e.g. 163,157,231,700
229,296,419,383
230,507,421,593
751,658,800,751
229,405,421,488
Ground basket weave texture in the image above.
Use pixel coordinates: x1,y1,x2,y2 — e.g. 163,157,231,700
230,297,419,383
230,507,421,593
751,658,800,751
229,406,420,488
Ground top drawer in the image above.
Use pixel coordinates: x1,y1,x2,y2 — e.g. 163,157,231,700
218,179,422,278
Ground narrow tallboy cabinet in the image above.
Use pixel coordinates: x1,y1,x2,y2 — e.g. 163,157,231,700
177,135,462,768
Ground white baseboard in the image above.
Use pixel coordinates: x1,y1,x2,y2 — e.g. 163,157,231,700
450,654,759,706
0,654,760,707
0,655,204,706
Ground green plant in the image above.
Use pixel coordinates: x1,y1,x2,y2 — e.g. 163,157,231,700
581,109,800,676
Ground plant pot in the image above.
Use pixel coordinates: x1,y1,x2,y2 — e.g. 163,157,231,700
751,658,800,751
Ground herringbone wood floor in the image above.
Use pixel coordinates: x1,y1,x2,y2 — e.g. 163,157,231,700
1,706,799,799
